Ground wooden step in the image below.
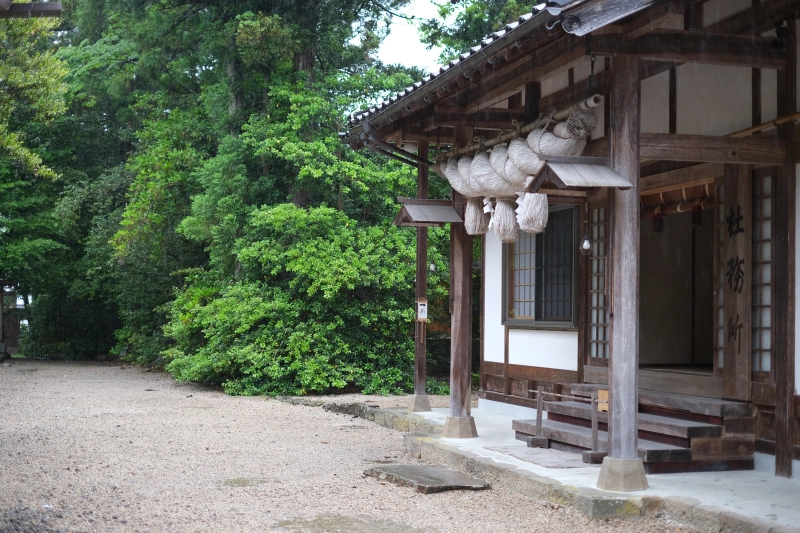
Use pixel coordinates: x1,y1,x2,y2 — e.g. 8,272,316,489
511,419,692,463
544,400,723,439
570,384,753,418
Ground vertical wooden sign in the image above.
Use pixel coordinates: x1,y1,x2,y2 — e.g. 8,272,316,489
722,164,752,400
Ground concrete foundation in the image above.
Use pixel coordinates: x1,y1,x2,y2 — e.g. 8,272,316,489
407,394,431,413
596,457,649,492
442,416,478,438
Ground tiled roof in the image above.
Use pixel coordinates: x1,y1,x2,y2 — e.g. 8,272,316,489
342,9,547,138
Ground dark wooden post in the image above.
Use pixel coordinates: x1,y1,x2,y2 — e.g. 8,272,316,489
721,164,752,401
442,189,478,438
597,54,648,491
774,18,796,478
409,143,432,412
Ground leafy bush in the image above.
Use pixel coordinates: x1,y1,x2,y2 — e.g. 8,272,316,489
163,204,417,395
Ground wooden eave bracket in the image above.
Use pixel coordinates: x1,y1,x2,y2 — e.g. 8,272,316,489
393,198,463,227
526,156,632,194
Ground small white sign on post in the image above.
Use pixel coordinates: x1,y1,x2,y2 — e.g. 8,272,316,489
416,298,428,322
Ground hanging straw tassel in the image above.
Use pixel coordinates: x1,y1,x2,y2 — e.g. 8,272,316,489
464,197,488,235
491,198,519,243
517,192,549,234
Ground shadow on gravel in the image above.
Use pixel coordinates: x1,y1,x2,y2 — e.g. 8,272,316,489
0,507,63,533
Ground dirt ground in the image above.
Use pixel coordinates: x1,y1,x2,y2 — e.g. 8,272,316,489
0,359,706,532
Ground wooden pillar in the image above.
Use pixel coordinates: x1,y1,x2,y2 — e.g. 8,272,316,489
449,195,472,418
443,189,478,438
597,54,647,491
774,18,796,478
414,143,429,396
609,54,641,461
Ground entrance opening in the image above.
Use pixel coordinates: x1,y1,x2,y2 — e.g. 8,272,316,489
639,209,714,373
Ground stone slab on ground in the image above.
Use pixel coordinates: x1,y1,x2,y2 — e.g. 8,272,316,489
363,464,490,494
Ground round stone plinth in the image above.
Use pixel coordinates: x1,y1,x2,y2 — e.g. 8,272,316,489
442,416,478,438
596,457,648,492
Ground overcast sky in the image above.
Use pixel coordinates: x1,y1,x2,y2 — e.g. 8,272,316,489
376,0,446,75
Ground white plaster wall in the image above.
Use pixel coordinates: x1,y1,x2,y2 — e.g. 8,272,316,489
483,231,505,363
641,70,670,133
508,329,579,370
762,68,778,123
540,70,569,99
677,64,752,136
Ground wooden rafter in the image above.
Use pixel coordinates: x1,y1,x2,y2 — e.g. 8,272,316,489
592,30,787,69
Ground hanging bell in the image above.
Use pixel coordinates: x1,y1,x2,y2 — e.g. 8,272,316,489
653,205,664,234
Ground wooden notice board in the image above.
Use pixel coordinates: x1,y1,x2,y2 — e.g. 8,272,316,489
721,164,752,400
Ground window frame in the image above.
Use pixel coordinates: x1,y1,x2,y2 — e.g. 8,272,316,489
502,204,579,330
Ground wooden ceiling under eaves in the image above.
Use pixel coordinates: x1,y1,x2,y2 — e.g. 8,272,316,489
356,0,798,150
346,0,800,203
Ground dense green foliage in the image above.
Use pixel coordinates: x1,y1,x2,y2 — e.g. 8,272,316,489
419,1,532,62
1,0,501,394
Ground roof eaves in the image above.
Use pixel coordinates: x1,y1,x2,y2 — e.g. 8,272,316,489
342,9,549,140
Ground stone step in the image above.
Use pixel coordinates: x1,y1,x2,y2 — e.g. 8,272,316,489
511,419,693,463
570,384,753,418
544,401,723,439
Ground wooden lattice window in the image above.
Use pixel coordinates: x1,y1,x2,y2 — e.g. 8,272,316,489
505,206,576,326
751,171,773,373
589,205,609,359
510,231,536,319
537,208,575,321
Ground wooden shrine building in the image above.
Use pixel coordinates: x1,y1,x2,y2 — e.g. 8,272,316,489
341,0,800,488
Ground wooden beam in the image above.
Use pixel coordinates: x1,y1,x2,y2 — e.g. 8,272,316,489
705,0,800,35
540,69,612,113
562,0,661,36
640,162,723,195
621,0,685,39
0,2,61,17
608,54,641,462
591,30,787,69
461,36,586,113
426,107,526,131
639,133,786,165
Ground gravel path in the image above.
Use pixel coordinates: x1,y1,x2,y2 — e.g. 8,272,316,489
0,359,706,533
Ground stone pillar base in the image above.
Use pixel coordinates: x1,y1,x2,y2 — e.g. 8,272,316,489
407,394,431,413
596,457,648,492
442,416,478,438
